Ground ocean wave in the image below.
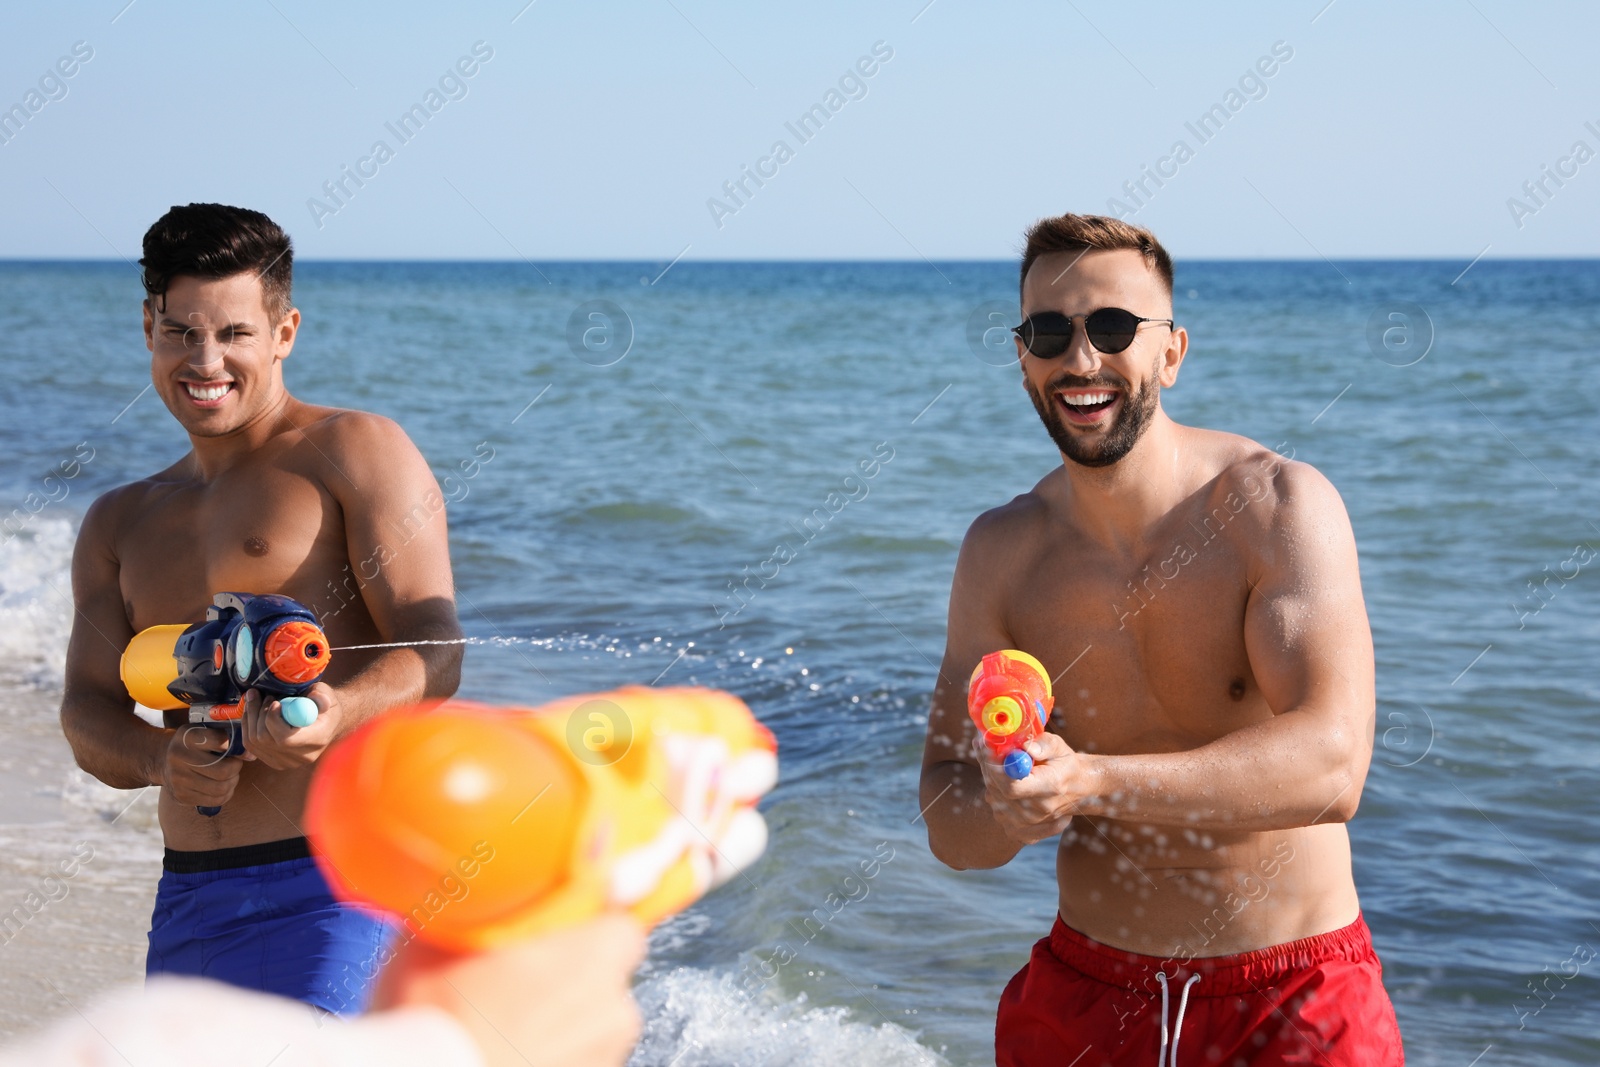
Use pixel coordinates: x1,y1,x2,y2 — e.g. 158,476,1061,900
629,965,947,1067
59,767,161,834
0,516,76,691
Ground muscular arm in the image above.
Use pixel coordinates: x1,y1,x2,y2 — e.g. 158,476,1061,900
919,509,1030,870
320,413,463,729
243,413,463,768
993,464,1375,838
1081,466,1374,829
59,491,168,789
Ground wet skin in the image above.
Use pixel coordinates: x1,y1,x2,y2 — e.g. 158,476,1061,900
919,249,1374,958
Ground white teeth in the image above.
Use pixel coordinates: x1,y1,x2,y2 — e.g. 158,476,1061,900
185,383,231,402
1062,391,1114,407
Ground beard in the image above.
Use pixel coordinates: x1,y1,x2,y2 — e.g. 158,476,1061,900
1025,364,1161,469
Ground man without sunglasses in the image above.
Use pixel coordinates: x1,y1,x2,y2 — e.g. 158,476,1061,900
919,214,1403,1065
60,204,463,1013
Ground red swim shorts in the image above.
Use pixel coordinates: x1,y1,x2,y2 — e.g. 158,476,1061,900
996,913,1403,1066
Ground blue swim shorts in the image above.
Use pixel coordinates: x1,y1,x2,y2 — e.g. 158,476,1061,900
146,836,394,1015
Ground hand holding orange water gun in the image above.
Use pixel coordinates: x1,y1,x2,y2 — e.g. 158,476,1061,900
967,650,1054,780
304,686,778,951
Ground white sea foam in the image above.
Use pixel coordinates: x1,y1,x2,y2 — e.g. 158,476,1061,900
59,767,161,833
0,516,76,691
629,966,947,1067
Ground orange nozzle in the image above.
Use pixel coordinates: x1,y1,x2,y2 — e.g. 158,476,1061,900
262,621,330,685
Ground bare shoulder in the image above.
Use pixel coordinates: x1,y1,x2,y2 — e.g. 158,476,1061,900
295,406,417,455
79,474,169,555
960,478,1053,569
76,487,129,561
1241,452,1345,528
289,406,430,487
1198,434,1356,574
1185,427,1340,519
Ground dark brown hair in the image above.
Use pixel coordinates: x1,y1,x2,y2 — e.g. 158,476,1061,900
1019,213,1174,300
140,203,293,321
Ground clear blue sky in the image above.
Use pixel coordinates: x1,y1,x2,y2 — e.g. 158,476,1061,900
2,0,1596,260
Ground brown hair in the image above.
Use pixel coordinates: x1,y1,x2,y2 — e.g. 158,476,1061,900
140,203,294,322
1018,213,1173,300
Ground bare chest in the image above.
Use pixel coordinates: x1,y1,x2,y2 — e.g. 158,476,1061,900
119,466,346,632
1005,523,1267,755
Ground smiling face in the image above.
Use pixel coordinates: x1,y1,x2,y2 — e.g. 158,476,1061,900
1016,248,1186,468
143,272,299,438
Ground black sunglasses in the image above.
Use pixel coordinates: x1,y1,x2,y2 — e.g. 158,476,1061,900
1012,308,1174,358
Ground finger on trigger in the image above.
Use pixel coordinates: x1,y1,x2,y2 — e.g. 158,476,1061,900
189,727,225,753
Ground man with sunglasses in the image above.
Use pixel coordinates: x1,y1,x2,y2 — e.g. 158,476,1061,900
919,214,1402,1064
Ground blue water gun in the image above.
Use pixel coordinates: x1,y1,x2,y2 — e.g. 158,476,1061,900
121,593,329,815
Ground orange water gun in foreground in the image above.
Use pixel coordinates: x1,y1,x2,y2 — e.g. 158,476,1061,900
968,650,1054,780
304,686,778,950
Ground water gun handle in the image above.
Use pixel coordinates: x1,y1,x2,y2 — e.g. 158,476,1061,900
190,698,316,817
195,722,248,817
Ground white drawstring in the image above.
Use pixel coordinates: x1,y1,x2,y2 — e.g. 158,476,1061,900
1154,972,1202,1066
1156,972,1169,1065
1170,974,1201,1064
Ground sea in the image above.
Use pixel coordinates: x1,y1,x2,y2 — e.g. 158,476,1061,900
0,259,1595,1065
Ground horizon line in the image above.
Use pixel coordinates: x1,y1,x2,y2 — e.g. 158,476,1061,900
1,255,1597,265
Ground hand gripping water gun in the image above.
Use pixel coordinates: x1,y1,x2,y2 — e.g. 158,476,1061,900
968,649,1054,780
120,592,330,815
304,686,778,951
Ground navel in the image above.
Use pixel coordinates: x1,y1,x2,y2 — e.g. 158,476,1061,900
1229,677,1247,701
243,536,270,557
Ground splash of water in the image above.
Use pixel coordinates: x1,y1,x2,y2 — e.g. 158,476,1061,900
328,636,548,652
